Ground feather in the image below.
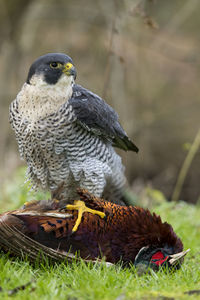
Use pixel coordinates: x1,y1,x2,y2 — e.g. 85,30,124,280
70,85,139,152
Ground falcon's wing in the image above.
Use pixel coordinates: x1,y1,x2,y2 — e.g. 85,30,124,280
69,84,139,152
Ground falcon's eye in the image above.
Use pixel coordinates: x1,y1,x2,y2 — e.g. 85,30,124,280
50,62,62,69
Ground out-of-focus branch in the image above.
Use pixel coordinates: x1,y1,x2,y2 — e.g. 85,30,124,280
130,0,159,30
172,129,200,202
102,17,116,99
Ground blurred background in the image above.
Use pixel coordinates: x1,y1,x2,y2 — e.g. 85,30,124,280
0,0,200,204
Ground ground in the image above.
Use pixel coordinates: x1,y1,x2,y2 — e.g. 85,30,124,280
0,168,199,300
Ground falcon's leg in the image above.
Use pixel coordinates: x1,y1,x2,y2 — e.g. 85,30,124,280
65,200,105,232
64,174,106,232
51,182,65,201
103,167,126,205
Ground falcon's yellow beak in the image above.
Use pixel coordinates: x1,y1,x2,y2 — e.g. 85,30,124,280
63,62,76,79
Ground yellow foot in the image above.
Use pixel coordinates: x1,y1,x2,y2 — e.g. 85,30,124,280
66,200,105,232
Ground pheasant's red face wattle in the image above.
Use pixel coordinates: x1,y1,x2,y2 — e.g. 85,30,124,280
151,251,169,266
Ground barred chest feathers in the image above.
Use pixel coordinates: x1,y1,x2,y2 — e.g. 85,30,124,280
10,74,78,190
10,77,119,196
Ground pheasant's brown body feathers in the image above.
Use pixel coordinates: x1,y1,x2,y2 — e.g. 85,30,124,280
0,189,183,266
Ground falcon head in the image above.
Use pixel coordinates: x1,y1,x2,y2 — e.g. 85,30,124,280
26,53,77,86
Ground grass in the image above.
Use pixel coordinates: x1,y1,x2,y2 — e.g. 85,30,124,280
0,168,199,299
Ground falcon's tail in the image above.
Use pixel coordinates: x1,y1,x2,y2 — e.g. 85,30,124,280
113,136,139,152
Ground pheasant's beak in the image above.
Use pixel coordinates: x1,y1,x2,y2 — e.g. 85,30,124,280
168,249,190,265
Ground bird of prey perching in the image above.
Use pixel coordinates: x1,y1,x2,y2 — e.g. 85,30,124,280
9,53,139,232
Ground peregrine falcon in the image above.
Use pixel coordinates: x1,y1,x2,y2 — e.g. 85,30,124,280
10,53,138,231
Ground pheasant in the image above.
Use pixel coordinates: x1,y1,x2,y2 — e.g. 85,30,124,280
0,190,188,270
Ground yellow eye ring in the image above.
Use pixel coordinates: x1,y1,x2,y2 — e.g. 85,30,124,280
50,62,62,69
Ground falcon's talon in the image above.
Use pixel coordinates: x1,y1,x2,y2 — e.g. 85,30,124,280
65,200,105,232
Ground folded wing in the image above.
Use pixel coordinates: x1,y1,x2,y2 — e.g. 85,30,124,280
69,85,139,152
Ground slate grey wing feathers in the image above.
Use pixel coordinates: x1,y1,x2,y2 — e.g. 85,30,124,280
70,84,139,152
